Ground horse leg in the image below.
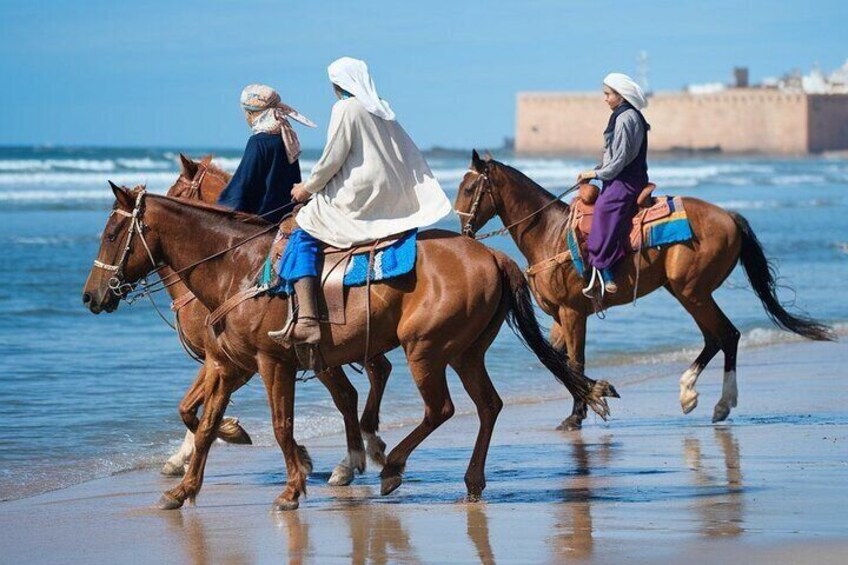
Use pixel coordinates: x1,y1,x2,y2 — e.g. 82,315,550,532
450,349,503,502
670,287,739,418
316,367,366,487
162,363,252,476
554,308,589,431
257,357,309,511
361,354,392,466
380,359,454,496
159,361,237,509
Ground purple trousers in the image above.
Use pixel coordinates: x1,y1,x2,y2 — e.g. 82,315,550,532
586,179,640,270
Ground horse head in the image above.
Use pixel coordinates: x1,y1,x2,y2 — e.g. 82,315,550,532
82,182,164,314
167,154,231,203
454,150,501,237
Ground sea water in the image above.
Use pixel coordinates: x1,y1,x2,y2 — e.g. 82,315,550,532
0,146,846,500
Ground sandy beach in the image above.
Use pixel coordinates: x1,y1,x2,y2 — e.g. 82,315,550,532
1,338,846,564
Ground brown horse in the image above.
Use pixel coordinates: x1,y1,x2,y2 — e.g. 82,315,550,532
160,155,393,484
455,151,833,430
83,184,611,510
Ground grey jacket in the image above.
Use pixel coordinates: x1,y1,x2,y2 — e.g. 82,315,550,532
594,109,646,182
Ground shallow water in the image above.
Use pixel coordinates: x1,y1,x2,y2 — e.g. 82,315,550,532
0,146,846,500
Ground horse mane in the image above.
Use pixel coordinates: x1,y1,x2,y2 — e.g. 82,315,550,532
489,159,569,209
156,193,274,227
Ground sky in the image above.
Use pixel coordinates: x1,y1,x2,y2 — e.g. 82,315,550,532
0,0,845,150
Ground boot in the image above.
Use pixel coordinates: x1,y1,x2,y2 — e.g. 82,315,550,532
268,276,322,346
601,268,618,294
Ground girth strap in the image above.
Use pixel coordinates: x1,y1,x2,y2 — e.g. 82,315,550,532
525,250,573,277
206,286,265,328
170,291,198,312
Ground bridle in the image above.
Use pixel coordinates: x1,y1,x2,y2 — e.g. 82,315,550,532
172,162,230,200
456,169,582,240
455,172,499,238
92,188,162,300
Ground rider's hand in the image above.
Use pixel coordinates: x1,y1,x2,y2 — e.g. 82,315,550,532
576,170,597,183
291,183,311,203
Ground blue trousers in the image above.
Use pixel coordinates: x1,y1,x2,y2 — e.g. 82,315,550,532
275,228,319,295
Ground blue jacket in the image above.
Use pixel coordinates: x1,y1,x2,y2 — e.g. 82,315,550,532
217,132,301,223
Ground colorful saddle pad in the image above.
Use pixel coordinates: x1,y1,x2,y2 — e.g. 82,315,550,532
567,195,693,278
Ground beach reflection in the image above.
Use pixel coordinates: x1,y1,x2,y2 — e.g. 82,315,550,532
164,510,253,565
274,510,312,565
683,427,745,537
550,433,615,561
465,504,495,565
340,503,420,565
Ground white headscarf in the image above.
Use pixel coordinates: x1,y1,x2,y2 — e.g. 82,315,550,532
327,57,396,121
603,73,649,110
240,84,316,164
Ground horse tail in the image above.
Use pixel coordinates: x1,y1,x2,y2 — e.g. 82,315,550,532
490,249,618,419
731,212,834,341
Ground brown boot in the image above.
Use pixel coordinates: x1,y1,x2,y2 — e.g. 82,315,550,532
268,276,322,346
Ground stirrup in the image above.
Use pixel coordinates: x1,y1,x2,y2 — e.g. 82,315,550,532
582,267,606,300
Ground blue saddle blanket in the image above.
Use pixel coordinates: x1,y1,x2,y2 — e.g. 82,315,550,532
342,230,418,286
260,230,418,293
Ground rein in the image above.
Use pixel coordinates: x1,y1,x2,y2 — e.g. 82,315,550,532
458,171,581,240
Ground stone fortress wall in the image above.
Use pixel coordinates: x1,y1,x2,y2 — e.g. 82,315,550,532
516,89,848,155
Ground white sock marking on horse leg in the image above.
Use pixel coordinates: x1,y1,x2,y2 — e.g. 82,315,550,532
162,430,195,475
679,365,701,414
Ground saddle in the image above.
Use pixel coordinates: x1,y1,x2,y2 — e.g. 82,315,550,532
317,232,413,325
572,182,671,252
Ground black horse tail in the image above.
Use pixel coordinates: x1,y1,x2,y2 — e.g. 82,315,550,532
731,212,834,341
490,250,618,419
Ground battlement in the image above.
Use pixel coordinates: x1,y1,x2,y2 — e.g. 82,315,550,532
515,89,848,155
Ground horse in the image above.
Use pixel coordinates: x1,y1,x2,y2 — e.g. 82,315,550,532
455,151,833,430
159,155,393,485
82,184,613,510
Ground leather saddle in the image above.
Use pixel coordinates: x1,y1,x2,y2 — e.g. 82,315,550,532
572,183,671,251
317,231,414,325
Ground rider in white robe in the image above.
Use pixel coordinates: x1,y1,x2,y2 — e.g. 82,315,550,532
268,57,451,351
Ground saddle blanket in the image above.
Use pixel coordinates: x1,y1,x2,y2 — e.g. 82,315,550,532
260,229,418,293
568,196,693,278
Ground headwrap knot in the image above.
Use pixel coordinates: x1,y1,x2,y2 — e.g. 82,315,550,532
240,84,316,164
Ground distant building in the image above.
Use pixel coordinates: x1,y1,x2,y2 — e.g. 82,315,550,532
516,62,848,155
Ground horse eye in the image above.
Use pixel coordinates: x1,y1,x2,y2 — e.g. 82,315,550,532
107,233,117,242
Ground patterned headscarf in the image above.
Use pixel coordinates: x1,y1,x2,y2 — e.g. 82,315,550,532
240,84,316,164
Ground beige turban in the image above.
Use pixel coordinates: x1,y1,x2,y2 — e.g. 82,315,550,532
603,73,648,110
240,84,316,164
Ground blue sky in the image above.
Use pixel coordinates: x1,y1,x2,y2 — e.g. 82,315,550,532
1,0,845,149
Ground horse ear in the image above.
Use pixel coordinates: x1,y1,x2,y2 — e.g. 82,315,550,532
200,154,213,167
179,153,198,178
109,181,134,209
483,150,493,161
471,149,486,173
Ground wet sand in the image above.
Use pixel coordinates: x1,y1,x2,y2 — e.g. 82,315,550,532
1,339,846,564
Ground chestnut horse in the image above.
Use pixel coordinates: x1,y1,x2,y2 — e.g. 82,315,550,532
83,184,611,510
160,155,393,485
456,151,832,430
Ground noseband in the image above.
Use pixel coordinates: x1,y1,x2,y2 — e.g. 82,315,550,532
92,189,161,298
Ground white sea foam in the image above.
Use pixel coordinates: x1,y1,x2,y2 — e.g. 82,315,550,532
116,158,171,170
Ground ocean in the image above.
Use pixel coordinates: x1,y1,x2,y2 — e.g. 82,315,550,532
0,145,846,501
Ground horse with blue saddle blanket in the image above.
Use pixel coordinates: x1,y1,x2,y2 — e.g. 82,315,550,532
455,150,833,432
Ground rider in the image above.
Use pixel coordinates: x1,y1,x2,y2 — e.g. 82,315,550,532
268,57,453,347
217,84,316,224
576,73,650,295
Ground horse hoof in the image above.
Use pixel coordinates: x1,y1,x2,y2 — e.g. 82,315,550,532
158,493,184,510
380,475,403,496
217,417,253,445
160,462,186,477
681,392,699,414
273,499,300,512
712,404,731,423
328,465,354,487
557,418,582,431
